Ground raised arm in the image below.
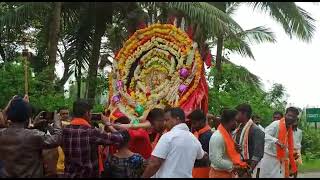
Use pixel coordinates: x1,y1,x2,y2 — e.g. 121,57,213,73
90,128,124,146
38,112,62,149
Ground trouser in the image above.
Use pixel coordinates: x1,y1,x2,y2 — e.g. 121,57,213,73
260,153,285,178
209,167,236,178
192,167,210,178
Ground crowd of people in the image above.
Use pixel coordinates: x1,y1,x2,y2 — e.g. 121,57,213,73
0,95,303,178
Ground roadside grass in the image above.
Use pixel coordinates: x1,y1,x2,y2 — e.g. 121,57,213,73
299,159,320,173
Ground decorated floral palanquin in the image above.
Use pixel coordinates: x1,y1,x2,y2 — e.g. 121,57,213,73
108,19,210,124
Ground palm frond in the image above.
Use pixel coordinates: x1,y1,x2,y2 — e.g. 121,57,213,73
167,2,243,37
249,2,315,42
223,26,276,59
65,4,94,74
224,37,255,59
226,2,241,15
0,2,50,31
236,26,276,44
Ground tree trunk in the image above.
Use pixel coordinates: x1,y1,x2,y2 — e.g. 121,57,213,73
56,62,72,92
215,36,223,73
87,2,113,105
76,65,81,99
214,2,226,88
56,43,72,92
47,2,62,83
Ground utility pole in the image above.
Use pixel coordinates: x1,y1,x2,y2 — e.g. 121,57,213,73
22,39,29,96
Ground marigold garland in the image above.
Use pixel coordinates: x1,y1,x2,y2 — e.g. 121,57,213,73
109,23,206,122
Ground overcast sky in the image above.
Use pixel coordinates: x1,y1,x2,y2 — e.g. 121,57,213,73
229,2,320,108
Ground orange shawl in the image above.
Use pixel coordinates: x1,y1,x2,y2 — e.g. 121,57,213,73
277,118,297,174
218,124,247,167
70,118,104,174
192,125,212,178
193,125,212,139
70,118,91,127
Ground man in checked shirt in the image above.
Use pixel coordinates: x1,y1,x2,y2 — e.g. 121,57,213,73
62,100,125,178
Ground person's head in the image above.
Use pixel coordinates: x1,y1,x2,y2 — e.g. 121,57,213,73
285,107,299,127
214,116,221,129
147,108,165,133
114,116,130,124
220,109,238,132
6,97,31,125
59,107,69,121
207,113,215,127
235,104,252,123
188,109,206,131
72,99,92,122
252,115,261,125
164,107,185,130
117,130,131,149
273,111,284,121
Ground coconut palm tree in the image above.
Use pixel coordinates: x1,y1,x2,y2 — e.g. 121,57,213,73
1,2,315,103
47,2,62,83
210,2,315,74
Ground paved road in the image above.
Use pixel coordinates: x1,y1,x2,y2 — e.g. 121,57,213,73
299,172,320,178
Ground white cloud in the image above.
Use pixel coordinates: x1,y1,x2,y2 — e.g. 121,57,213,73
228,2,320,108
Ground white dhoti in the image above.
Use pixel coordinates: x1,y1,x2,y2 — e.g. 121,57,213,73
252,161,261,178
259,153,285,178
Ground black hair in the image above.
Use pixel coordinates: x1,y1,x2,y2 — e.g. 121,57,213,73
252,115,260,120
58,106,69,112
273,111,284,117
164,107,185,122
147,108,165,124
115,116,130,124
117,130,131,149
286,107,299,116
187,109,206,123
235,104,252,119
6,97,31,123
221,109,238,124
72,99,92,118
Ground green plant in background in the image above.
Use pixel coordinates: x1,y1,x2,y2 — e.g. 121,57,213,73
208,62,286,126
0,58,72,111
299,109,320,161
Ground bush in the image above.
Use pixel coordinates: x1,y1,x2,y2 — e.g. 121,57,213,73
29,93,73,112
301,127,320,161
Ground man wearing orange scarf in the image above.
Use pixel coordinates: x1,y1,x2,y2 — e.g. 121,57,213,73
188,109,212,178
260,107,299,178
209,109,248,178
62,100,125,178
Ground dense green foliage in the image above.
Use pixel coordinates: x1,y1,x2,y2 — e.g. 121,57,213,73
298,110,320,160
208,62,286,126
0,59,72,111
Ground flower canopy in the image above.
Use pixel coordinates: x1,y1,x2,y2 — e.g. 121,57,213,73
108,22,208,123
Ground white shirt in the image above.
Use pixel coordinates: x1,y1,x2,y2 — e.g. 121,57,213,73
151,123,205,178
264,120,289,157
209,130,233,171
294,128,302,150
258,124,265,132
